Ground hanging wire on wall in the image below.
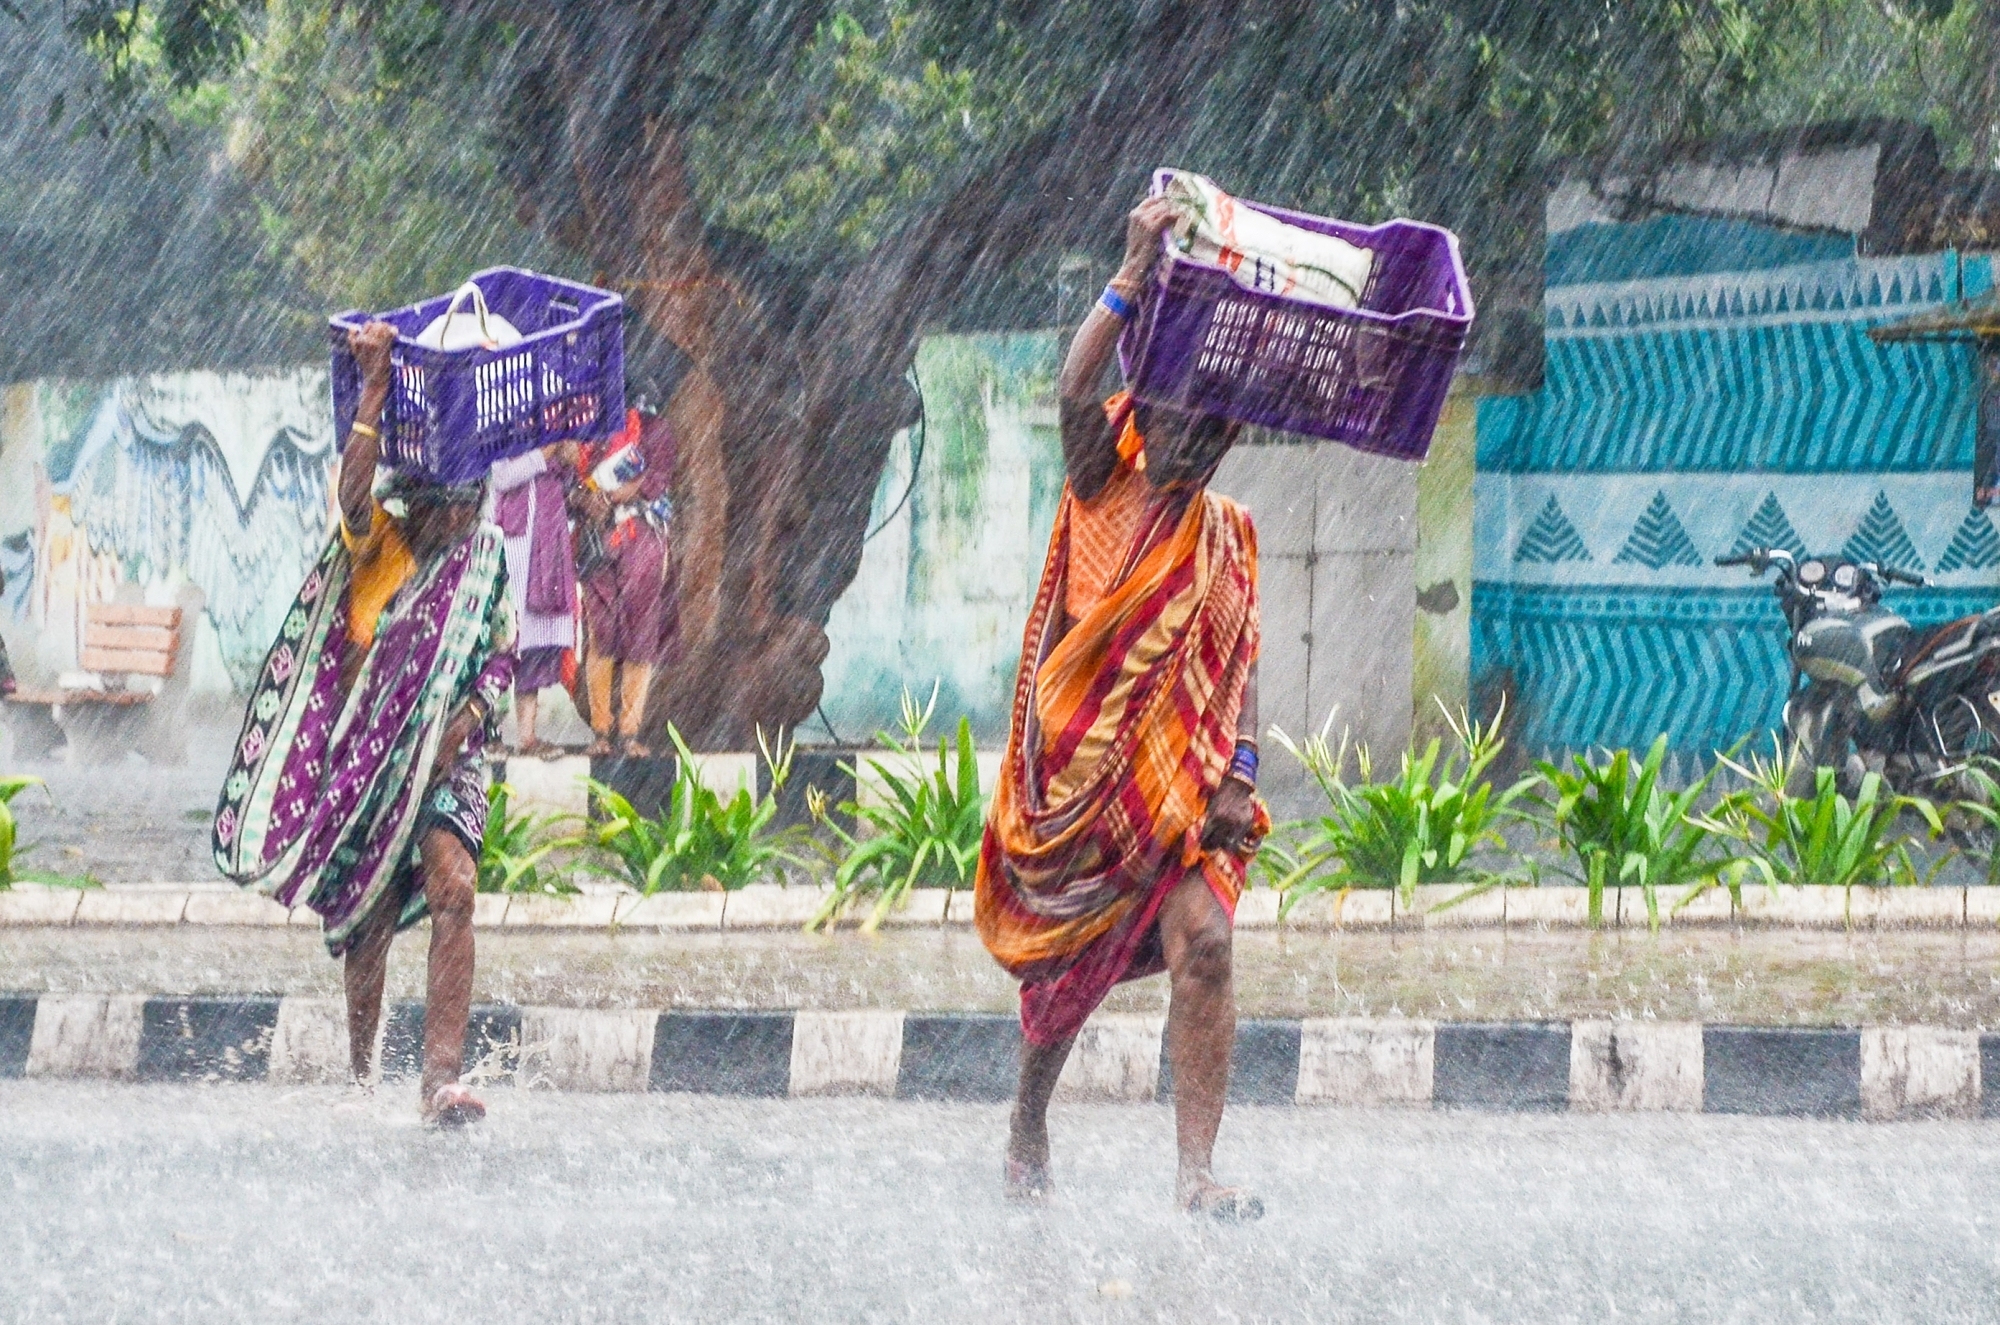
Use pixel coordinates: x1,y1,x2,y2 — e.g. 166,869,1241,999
864,364,926,541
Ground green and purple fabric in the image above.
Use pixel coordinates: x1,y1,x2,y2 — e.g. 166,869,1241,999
212,524,515,955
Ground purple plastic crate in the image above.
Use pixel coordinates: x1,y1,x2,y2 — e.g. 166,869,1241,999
329,267,625,484
1119,173,1473,460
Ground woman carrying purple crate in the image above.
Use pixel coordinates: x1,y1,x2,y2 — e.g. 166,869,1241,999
490,440,580,757
212,321,515,1128
976,195,1267,1220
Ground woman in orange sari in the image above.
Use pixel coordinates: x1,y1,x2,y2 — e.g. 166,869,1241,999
976,195,1267,1219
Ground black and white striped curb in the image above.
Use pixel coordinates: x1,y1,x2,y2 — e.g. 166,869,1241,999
4,995,1998,1120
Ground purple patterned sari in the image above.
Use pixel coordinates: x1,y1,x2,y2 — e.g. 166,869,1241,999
213,524,515,955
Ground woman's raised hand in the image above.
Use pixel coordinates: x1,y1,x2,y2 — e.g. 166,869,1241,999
348,321,397,390
1121,195,1180,275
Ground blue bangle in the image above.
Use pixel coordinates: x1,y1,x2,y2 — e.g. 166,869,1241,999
1099,285,1134,321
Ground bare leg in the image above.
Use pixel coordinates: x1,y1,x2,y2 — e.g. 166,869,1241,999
618,662,654,754
341,895,400,1085
1158,868,1258,1218
418,828,481,1122
585,657,616,754
514,691,539,751
1005,1033,1075,1202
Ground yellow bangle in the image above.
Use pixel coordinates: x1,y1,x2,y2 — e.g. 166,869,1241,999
349,421,379,441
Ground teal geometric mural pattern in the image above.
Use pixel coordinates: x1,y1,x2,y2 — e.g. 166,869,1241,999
1727,492,1807,559
1613,491,1703,568
1840,490,1925,571
1514,495,1591,563
1936,506,2000,573
1474,229,1997,756
1480,252,1986,475
1471,582,1995,756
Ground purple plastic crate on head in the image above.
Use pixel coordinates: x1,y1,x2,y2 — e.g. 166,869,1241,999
329,267,625,484
1119,172,1473,460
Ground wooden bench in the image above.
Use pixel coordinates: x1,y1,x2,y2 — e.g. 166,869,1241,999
4,604,183,760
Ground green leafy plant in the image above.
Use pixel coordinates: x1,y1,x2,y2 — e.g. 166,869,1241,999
0,776,99,890
1519,735,1746,929
475,782,581,896
807,683,987,933
583,726,809,895
1262,701,1522,916
1708,739,1945,907
1947,760,2000,887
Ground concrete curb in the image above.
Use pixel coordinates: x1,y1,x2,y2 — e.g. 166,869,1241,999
2,993,1994,1120
8,882,2000,931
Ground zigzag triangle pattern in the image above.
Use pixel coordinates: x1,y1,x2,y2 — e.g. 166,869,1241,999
1935,505,2000,572
1612,491,1703,568
1514,495,1591,564
1840,490,1925,572
1727,492,1807,559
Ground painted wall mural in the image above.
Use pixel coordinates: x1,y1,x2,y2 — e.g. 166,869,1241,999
819,332,1065,744
1473,220,1999,758
0,369,335,697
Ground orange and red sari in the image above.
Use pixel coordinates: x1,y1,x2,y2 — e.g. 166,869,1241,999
975,405,1265,1046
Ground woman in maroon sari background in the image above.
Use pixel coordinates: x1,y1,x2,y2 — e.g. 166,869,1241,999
574,404,678,756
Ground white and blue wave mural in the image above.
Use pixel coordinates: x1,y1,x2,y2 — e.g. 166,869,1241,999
1474,222,1997,757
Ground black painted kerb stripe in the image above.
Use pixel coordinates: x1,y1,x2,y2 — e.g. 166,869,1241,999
897,1013,1020,1102
1704,1026,1861,1118
1433,1022,1571,1113
652,1011,794,1097
136,997,282,1082
0,995,37,1078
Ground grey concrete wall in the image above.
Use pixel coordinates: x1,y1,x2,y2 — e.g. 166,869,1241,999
1211,439,1418,819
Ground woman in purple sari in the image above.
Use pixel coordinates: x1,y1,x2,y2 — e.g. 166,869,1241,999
490,440,578,756
213,322,515,1127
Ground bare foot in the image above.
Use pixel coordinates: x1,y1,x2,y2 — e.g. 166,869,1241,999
621,740,653,758
1177,1171,1263,1222
585,738,613,758
1003,1153,1053,1206
423,1082,486,1129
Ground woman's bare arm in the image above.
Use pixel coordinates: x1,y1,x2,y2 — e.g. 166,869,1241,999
339,322,396,537
1057,195,1179,493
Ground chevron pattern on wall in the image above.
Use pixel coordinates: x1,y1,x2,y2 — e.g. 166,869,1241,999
1936,506,2000,573
1514,495,1592,563
1471,582,1995,755
1840,490,1925,571
1480,252,1989,477
1613,491,1703,568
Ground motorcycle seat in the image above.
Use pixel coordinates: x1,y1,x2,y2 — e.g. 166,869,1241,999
1888,612,1998,688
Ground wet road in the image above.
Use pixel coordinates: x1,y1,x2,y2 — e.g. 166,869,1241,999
6,1082,1998,1323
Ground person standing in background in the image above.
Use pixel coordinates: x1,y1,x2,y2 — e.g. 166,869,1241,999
490,441,579,756
574,402,677,757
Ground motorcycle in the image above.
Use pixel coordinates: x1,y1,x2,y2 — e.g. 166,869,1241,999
1718,547,2000,795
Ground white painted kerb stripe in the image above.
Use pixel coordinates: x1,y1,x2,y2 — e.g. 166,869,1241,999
789,1010,904,1096
1295,1018,1433,1107
27,995,145,1079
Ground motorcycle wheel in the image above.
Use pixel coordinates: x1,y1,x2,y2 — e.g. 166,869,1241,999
1905,694,2000,799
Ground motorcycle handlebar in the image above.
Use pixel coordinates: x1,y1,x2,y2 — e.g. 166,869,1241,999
1878,566,1929,587
1713,554,1754,567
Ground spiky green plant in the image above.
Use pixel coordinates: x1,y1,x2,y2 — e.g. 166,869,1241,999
1707,739,1945,910
808,683,987,933
1263,700,1522,916
475,782,582,896
583,725,809,894
1519,735,1746,929
0,775,98,890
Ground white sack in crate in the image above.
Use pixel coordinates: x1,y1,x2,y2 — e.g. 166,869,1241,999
415,281,524,351
1162,171,1374,310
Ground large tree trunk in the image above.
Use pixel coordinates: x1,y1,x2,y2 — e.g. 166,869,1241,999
489,2,1287,747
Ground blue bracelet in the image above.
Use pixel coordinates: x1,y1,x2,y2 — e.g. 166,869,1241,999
1099,285,1135,321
